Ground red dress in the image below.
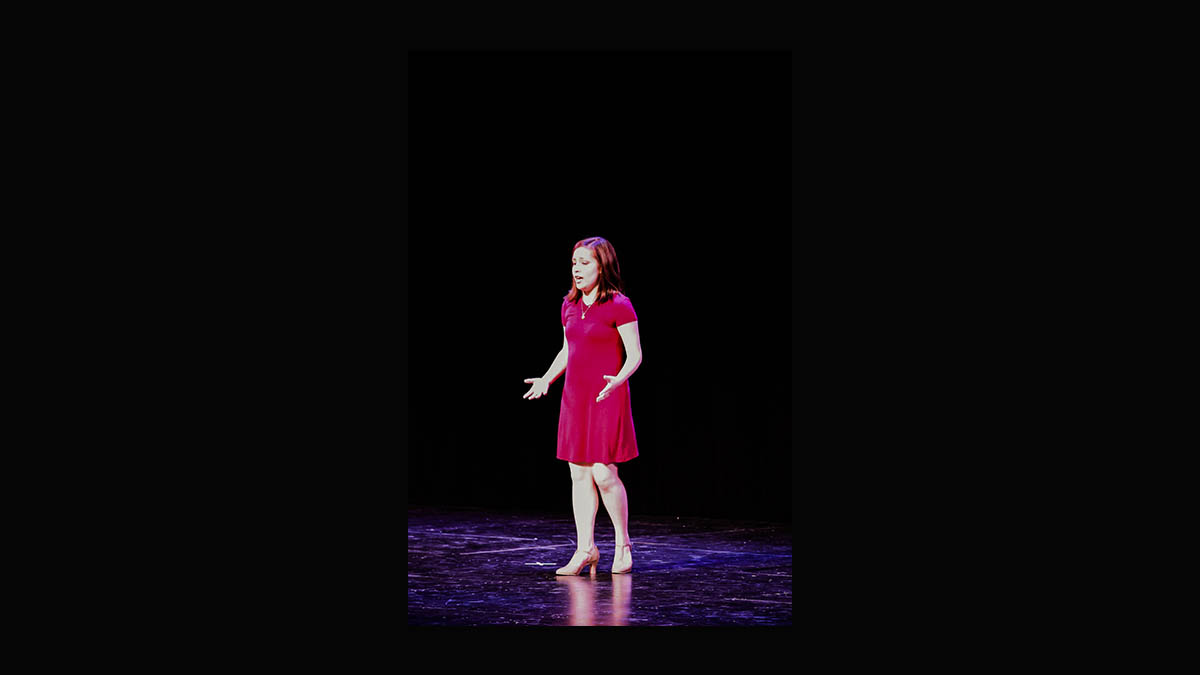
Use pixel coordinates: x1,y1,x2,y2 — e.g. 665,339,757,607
557,292,639,464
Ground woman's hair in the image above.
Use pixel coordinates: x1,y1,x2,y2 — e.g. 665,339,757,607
567,236,624,304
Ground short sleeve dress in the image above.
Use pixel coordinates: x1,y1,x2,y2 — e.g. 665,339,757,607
557,292,639,464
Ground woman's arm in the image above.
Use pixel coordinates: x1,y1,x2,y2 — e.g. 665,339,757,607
544,328,570,382
540,341,569,384
524,329,569,400
597,321,642,402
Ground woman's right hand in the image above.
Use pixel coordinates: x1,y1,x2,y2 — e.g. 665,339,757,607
523,377,550,400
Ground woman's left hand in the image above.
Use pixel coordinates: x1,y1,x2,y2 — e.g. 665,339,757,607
596,375,620,402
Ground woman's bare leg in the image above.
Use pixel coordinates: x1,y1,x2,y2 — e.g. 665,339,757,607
592,462,630,549
568,462,599,550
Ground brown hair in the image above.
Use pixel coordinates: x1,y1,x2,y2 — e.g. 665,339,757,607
567,236,624,305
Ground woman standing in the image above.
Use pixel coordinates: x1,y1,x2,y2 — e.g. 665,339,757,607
523,236,642,576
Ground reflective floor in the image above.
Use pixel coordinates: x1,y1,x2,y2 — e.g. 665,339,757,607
408,505,792,626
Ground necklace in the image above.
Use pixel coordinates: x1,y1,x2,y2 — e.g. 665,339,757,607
581,293,597,319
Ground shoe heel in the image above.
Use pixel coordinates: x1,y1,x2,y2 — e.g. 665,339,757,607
612,543,633,574
558,547,600,576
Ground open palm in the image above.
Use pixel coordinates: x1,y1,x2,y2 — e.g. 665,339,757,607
523,377,550,400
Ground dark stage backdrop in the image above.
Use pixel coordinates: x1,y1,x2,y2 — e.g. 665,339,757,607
408,51,791,522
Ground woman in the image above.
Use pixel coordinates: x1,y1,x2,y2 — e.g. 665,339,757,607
523,236,642,576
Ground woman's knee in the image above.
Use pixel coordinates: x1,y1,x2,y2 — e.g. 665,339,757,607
591,463,619,490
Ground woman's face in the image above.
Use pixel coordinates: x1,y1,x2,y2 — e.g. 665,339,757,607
572,247,600,294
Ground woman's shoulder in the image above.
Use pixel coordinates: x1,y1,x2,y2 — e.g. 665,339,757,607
612,291,633,305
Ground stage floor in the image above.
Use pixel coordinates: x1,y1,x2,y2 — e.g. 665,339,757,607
408,505,792,626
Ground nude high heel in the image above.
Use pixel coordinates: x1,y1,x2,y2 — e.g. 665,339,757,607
612,543,633,574
556,545,600,576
